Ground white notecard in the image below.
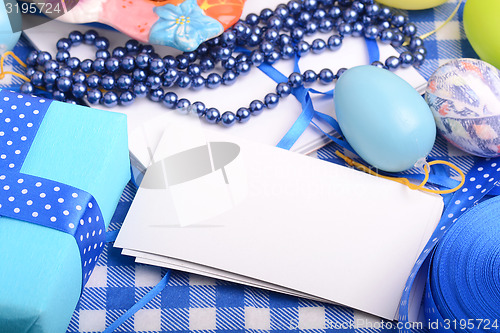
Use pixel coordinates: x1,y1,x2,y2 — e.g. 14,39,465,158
115,124,443,320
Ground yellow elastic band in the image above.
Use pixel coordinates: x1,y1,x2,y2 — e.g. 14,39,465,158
335,151,465,194
403,0,464,46
0,51,30,82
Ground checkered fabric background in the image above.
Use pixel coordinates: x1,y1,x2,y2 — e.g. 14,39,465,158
0,1,485,332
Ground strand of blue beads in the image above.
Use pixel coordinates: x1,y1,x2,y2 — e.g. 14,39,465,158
21,0,426,127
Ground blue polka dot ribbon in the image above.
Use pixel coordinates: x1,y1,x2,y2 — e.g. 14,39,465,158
0,89,105,287
398,156,500,332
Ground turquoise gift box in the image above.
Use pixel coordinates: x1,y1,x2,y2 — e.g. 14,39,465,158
0,89,130,333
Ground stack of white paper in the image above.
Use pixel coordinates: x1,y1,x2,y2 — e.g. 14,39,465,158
115,121,443,321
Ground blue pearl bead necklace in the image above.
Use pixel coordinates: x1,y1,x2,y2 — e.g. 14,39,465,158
22,0,426,127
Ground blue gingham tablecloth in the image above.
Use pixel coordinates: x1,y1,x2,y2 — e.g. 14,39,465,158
0,1,484,332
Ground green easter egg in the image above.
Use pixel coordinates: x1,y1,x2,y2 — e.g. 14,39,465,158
376,0,447,10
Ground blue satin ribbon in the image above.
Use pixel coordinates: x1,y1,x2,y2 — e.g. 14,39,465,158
0,89,105,287
398,156,500,332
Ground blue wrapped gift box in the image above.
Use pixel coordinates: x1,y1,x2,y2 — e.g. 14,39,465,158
0,89,130,333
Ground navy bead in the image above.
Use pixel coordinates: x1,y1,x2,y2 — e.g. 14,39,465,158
221,111,237,127
162,68,178,86
112,47,127,58
58,66,72,77
276,82,292,97
132,83,147,98
343,8,358,23
92,58,106,74
20,82,34,94
319,68,334,84
133,68,147,82
56,76,72,92
101,75,115,90
188,64,202,75
72,72,86,84
260,41,274,55
364,25,380,39
200,57,215,71
87,74,100,88
274,4,289,18
288,72,303,88
104,58,119,74
56,50,70,63
296,41,310,56
235,62,251,75
52,91,66,102
283,17,296,31
298,11,312,26
222,57,236,70
291,27,305,41
119,91,135,106
43,71,58,85
206,73,222,89
338,23,353,36
94,36,110,50
69,31,83,45
191,101,206,117
391,32,405,47
313,8,326,20
163,55,178,69
44,60,59,72
146,75,161,89
95,50,110,59
249,100,265,115
319,18,334,33
265,51,281,64
84,30,98,45
287,0,302,15
196,43,209,56
140,45,155,54
303,0,318,11
87,89,102,104
351,1,365,12
260,8,273,21
191,76,206,90
279,34,292,46
125,39,140,53
380,21,391,31
264,28,279,43
415,46,427,57
264,93,279,109
148,88,164,102
222,70,237,85
305,21,319,35
176,72,192,88
380,29,394,44
403,23,417,37
149,58,165,74
379,6,392,20
80,59,93,73
303,70,317,83
117,74,133,90
352,22,364,36
327,35,342,50
26,51,38,66
399,51,414,68
413,53,425,67
120,56,136,72
371,61,385,69
236,107,251,123
336,67,347,78
409,37,424,51
385,56,401,71
102,91,118,107
162,92,178,108
71,83,86,99
267,16,283,30
136,53,151,69
365,3,380,16
56,38,72,50
391,14,406,27
248,34,261,47
25,67,36,78
176,55,189,69
329,6,342,19
205,108,221,124
66,57,80,70
281,44,295,59
37,51,52,65
31,71,44,87
176,98,191,113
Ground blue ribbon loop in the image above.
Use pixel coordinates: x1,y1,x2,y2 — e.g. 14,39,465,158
0,89,105,287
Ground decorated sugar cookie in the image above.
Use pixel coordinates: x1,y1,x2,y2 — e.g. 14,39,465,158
37,0,245,51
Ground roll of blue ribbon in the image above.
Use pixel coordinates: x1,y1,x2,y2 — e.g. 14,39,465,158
424,195,500,332
0,89,105,287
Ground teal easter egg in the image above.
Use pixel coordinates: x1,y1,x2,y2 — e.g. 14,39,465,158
334,65,436,172
0,0,22,54
425,59,500,158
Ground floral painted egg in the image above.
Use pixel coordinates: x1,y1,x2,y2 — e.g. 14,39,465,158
425,59,500,157
33,0,245,51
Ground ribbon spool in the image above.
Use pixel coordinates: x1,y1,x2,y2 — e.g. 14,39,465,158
425,196,500,332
